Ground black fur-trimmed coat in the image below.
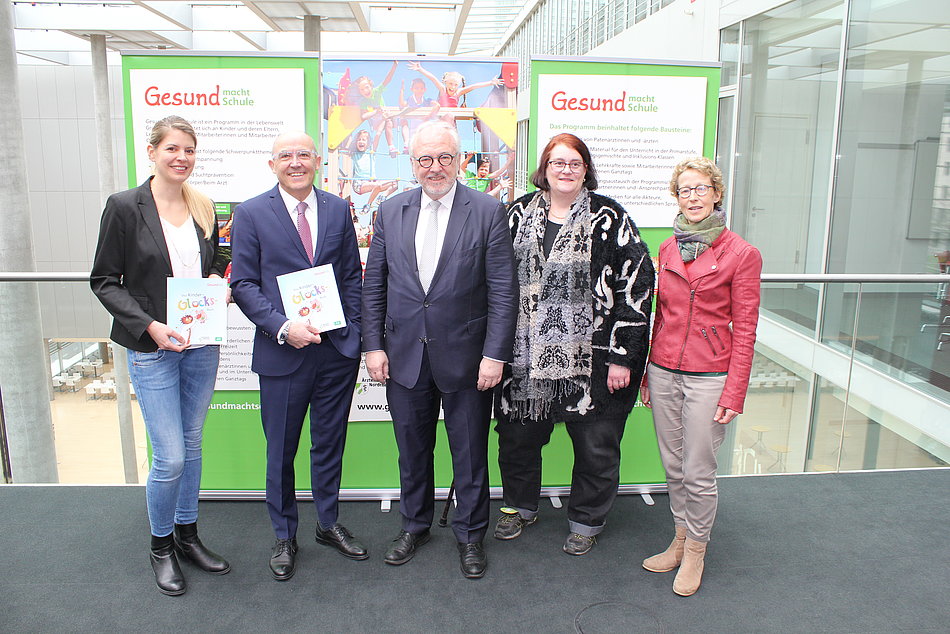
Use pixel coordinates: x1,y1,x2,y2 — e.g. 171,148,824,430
497,191,655,423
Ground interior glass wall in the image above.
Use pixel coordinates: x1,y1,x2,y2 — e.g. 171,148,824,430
719,345,814,475
717,282,949,476
823,0,950,399
497,0,685,93
732,0,843,334
716,95,735,193
719,23,740,89
720,0,949,474
808,376,946,471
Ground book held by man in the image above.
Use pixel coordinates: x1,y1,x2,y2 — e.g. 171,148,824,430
166,277,229,345
276,264,347,333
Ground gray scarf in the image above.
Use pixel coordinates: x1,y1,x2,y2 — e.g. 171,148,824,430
508,189,594,420
673,207,726,262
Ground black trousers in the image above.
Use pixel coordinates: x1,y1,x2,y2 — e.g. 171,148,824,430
495,413,627,534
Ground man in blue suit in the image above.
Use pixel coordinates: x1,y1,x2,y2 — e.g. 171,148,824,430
362,120,518,579
230,131,366,581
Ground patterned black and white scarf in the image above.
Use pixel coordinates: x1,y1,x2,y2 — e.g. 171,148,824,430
508,189,595,420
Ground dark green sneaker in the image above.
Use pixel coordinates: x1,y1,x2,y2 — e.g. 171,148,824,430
493,508,537,540
562,533,595,555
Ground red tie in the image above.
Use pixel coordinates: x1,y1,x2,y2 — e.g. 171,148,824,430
296,201,313,264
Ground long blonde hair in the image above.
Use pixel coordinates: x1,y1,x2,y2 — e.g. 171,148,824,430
149,115,215,239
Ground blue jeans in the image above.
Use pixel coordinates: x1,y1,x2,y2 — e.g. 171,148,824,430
128,345,219,537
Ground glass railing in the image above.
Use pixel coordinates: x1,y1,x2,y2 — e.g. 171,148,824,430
726,274,949,475
0,273,145,485
0,273,947,486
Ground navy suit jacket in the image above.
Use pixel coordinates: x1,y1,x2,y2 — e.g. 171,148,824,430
230,184,362,377
361,184,517,392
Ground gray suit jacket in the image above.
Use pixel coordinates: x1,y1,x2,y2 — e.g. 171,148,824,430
361,184,518,392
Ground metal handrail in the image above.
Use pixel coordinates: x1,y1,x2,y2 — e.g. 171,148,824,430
0,272,91,282
759,274,949,283
1,272,948,283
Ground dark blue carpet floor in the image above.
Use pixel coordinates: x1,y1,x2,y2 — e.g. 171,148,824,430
1,470,947,633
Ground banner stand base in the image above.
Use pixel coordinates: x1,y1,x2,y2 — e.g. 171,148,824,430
198,483,668,502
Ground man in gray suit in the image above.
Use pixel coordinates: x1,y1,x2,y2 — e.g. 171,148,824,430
361,120,517,579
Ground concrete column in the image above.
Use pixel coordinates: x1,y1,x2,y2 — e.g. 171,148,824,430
44,338,55,403
303,15,321,52
0,0,59,482
304,15,322,174
90,34,115,203
91,34,138,484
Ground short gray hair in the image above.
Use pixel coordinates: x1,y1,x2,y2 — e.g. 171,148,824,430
411,120,461,156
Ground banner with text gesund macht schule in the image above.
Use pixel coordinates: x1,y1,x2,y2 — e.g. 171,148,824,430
317,55,520,494
531,57,721,489
122,53,398,494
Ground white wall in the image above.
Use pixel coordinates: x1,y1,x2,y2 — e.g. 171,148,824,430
17,64,126,339
720,0,795,27
587,0,721,63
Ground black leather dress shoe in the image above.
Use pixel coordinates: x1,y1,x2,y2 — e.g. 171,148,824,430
269,538,298,581
457,542,486,579
315,523,369,560
383,529,430,565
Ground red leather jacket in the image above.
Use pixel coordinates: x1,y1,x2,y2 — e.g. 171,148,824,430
645,228,762,412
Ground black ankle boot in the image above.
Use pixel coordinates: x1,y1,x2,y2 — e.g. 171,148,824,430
174,522,231,574
150,533,185,596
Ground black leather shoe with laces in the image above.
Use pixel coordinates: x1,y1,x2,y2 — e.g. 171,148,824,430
457,542,487,579
269,538,298,581
384,529,430,565
315,523,369,560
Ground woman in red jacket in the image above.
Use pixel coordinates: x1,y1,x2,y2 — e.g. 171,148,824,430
640,156,762,596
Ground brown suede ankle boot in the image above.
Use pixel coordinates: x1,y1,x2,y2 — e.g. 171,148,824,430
642,525,687,572
672,537,707,596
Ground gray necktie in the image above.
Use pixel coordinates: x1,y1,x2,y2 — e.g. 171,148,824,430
418,200,440,292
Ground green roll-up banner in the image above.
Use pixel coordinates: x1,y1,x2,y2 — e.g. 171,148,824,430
122,53,719,497
526,56,722,494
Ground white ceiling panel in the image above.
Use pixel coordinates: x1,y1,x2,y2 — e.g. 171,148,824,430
14,2,180,31
10,0,531,62
15,30,91,52
368,7,456,32
319,30,409,53
191,30,260,50
192,5,271,30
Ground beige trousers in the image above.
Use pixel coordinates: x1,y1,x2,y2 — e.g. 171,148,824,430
648,364,728,542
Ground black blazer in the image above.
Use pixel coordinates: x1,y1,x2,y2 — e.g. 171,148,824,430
90,177,228,352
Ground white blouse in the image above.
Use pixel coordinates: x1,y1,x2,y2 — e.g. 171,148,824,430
160,216,205,349
160,216,202,279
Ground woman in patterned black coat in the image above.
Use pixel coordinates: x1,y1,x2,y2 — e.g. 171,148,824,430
493,133,655,555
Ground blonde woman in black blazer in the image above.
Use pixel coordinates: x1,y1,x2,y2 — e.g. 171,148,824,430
91,115,229,596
